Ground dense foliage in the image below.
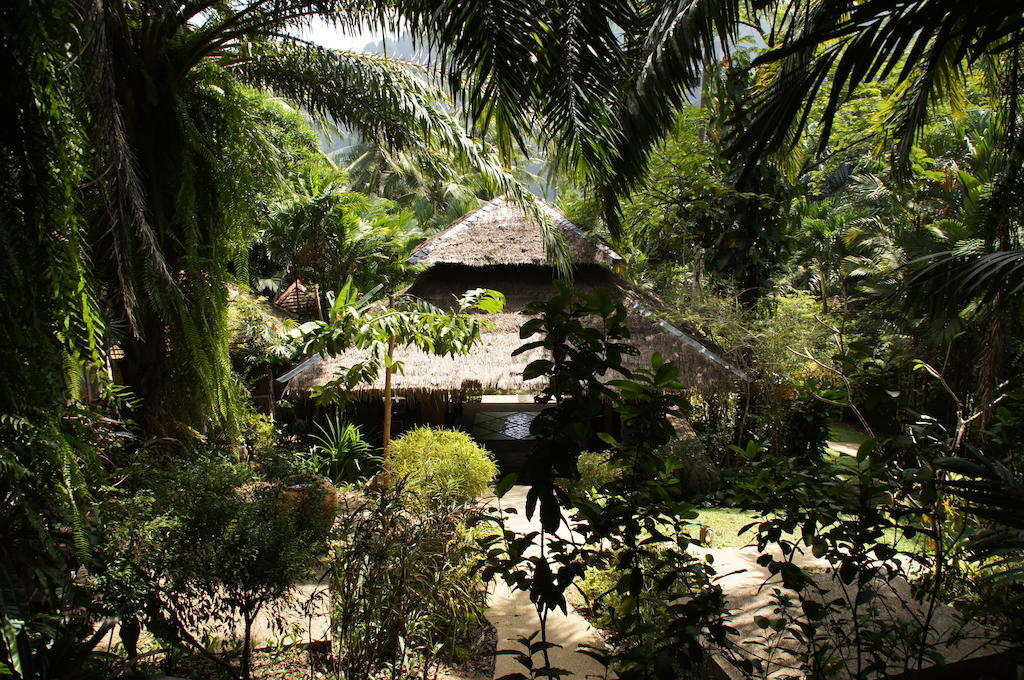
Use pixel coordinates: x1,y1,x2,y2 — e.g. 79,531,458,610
3,0,1024,678
96,450,334,679
330,483,488,679
386,427,498,505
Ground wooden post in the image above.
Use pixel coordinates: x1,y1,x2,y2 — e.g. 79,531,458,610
819,262,829,313
267,366,275,421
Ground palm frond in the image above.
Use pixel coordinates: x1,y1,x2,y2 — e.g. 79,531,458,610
400,0,547,160
399,0,633,195
77,0,174,329
733,0,1024,173
231,41,573,273
603,0,747,227
231,43,525,198
904,249,1024,310
938,452,1024,583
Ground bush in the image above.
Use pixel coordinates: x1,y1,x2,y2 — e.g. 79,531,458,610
307,413,379,484
559,450,622,494
95,450,334,679
385,427,497,504
774,391,831,464
330,483,487,679
576,546,722,662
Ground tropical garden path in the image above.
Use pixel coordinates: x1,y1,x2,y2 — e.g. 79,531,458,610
696,545,1007,679
482,485,612,680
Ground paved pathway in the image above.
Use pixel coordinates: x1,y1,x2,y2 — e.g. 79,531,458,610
482,486,612,680
827,440,859,456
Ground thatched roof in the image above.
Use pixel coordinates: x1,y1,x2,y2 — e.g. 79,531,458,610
409,197,623,268
283,264,748,396
274,280,319,319
281,198,747,396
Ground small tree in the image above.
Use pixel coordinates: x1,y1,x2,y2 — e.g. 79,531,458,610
96,451,334,679
297,281,504,451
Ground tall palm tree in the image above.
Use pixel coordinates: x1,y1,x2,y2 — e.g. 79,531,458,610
20,0,532,433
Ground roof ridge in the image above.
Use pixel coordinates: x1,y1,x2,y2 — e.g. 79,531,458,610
541,202,623,263
409,195,624,268
619,293,749,382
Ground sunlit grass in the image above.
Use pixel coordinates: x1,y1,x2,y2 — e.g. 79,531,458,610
694,507,787,548
695,506,928,553
829,420,869,446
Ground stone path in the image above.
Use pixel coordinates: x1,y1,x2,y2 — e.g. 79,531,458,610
827,440,859,456
699,545,1009,679
482,486,612,680
482,487,1009,680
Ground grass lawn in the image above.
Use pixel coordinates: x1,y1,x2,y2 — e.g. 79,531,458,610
829,420,869,446
695,507,925,552
827,420,870,461
695,507,769,548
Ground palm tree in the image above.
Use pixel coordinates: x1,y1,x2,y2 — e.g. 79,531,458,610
21,0,535,434
259,164,421,294
338,141,490,231
405,1,1021,231
603,1,1024,193
10,0,1024,432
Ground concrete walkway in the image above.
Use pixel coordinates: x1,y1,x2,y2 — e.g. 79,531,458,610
699,545,1009,679
482,486,611,680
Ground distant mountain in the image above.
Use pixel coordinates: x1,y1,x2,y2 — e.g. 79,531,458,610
360,34,431,62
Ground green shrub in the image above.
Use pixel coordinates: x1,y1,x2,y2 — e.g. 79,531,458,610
330,484,486,678
240,406,276,457
308,413,379,484
559,450,622,494
577,546,718,642
385,427,496,504
95,450,334,679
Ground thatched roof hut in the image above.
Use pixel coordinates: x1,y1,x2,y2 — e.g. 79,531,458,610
409,198,623,268
282,197,746,398
274,280,320,319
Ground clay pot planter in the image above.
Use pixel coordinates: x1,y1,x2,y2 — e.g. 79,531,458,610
280,477,340,523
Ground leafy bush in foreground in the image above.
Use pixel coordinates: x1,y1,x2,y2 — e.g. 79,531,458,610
330,483,487,679
96,449,334,679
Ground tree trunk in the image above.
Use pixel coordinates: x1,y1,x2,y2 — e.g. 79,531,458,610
382,333,396,454
241,612,254,680
118,308,172,435
977,302,1007,428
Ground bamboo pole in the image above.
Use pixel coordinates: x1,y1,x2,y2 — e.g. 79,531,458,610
381,292,397,455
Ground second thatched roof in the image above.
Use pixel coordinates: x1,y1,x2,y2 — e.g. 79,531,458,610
283,263,747,396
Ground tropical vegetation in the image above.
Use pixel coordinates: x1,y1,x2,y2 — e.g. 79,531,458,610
2,0,1023,678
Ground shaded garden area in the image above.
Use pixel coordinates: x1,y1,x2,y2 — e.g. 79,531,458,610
3,1,1024,679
